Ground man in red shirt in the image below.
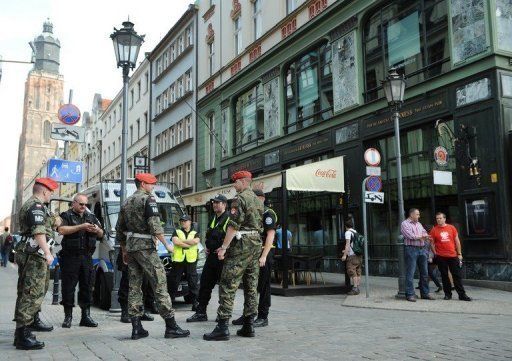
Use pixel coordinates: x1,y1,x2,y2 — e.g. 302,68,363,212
429,212,471,301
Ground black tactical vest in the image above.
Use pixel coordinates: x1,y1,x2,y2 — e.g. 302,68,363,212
61,210,99,253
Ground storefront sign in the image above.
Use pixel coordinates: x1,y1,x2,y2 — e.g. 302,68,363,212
281,133,332,162
434,146,449,166
363,96,446,135
433,170,453,185
227,156,263,176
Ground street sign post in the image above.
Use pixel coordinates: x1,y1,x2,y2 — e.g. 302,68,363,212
47,159,83,184
365,191,385,204
50,123,85,143
57,103,81,125
364,147,381,166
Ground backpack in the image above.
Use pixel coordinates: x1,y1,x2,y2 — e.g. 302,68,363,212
349,230,365,256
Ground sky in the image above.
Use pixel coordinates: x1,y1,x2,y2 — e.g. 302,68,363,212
0,0,192,220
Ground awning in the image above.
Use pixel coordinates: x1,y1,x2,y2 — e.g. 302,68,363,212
286,156,344,193
183,156,344,207
182,171,282,207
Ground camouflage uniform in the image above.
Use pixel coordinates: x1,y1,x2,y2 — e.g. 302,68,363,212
116,189,175,319
14,196,58,327
217,188,263,320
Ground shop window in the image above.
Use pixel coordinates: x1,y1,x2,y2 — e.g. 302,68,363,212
363,0,449,102
284,42,333,133
234,84,264,153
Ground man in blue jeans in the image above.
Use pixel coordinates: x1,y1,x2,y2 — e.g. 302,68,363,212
400,208,434,302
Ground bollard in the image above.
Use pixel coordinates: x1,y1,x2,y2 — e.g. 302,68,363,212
52,263,60,305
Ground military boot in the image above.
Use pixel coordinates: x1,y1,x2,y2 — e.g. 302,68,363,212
164,317,190,338
13,328,36,346
120,304,130,323
79,307,98,327
141,310,154,321
203,319,230,341
186,312,208,322
236,315,255,337
62,306,73,328
29,312,54,332
231,315,244,325
15,326,45,350
131,317,149,340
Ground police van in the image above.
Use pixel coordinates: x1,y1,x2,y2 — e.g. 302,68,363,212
79,180,204,310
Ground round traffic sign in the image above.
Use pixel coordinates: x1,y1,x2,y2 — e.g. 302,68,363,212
364,148,381,166
58,104,81,125
366,176,383,192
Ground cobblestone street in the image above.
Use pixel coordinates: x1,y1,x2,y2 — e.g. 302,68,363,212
1,264,511,360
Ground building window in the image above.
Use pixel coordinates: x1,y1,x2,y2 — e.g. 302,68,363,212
208,42,215,76
178,36,184,54
144,112,148,134
234,17,242,55
363,0,449,102
185,162,192,188
185,115,192,139
177,78,184,98
178,121,184,143
177,165,183,189
136,119,140,139
156,57,162,76
169,168,175,185
130,125,133,145
170,126,176,148
43,120,51,144
185,70,193,92
137,81,141,101
284,42,333,133
206,113,216,169
155,135,161,155
163,129,169,152
163,51,168,69
170,84,176,104
113,111,116,127
156,95,162,114
46,101,50,111
287,0,297,14
235,84,264,152
253,0,262,40
170,44,175,63
130,89,134,108
144,72,149,92
119,104,122,121
47,84,51,94
163,90,168,109
186,27,193,47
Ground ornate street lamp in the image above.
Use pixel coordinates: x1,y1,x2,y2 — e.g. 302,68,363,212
381,67,407,298
109,20,144,312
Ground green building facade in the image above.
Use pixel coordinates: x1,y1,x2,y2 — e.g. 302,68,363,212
192,0,512,281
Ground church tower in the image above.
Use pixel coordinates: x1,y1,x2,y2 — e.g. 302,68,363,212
13,19,64,220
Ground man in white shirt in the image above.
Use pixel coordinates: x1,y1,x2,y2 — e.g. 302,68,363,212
341,219,361,295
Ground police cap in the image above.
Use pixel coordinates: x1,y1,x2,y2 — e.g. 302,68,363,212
211,194,228,203
180,214,191,221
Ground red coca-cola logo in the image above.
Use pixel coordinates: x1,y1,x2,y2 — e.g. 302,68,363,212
315,169,336,178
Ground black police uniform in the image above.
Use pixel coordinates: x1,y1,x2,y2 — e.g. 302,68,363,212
58,209,102,326
195,211,230,317
257,206,277,321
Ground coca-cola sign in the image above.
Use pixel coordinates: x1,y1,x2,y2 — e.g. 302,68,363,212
315,169,337,178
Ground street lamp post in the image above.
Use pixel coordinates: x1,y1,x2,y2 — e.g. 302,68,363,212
109,20,144,312
381,67,407,298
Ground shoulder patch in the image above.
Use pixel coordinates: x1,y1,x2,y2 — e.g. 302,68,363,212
265,216,273,225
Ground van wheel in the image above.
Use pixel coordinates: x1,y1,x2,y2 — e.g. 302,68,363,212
98,272,111,310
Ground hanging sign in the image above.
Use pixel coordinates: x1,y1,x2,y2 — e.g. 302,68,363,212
434,146,448,166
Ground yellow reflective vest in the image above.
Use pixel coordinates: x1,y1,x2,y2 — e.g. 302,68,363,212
173,229,198,263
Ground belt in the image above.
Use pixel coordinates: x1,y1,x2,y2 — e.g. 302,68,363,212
124,232,153,239
238,230,259,236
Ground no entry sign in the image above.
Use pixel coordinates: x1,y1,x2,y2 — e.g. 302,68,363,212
364,148,381,166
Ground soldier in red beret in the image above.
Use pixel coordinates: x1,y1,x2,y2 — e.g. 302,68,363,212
13,177,60,349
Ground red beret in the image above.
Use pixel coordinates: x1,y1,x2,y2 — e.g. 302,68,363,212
135,173,158,184
231,170,252,182
35,177,59,191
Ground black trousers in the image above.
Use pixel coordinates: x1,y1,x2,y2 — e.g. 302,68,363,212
257,249,274,319
435,256,466,297
196,253,224,313
118,267,155,308
60,253,94,308
169,261,199,301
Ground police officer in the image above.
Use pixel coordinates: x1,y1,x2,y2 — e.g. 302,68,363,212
116,173,189,340
203,170,263,341
187,194,229,322
232,188,276,328
57,193,103,328
13,178,58,350
169,214,200,310
117,251,156,323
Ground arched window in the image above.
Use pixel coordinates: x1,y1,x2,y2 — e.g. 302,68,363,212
363,0,449,102
43,120,51,144
284,42,332,133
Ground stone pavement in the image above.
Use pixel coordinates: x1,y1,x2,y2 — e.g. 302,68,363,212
1,263,511,361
